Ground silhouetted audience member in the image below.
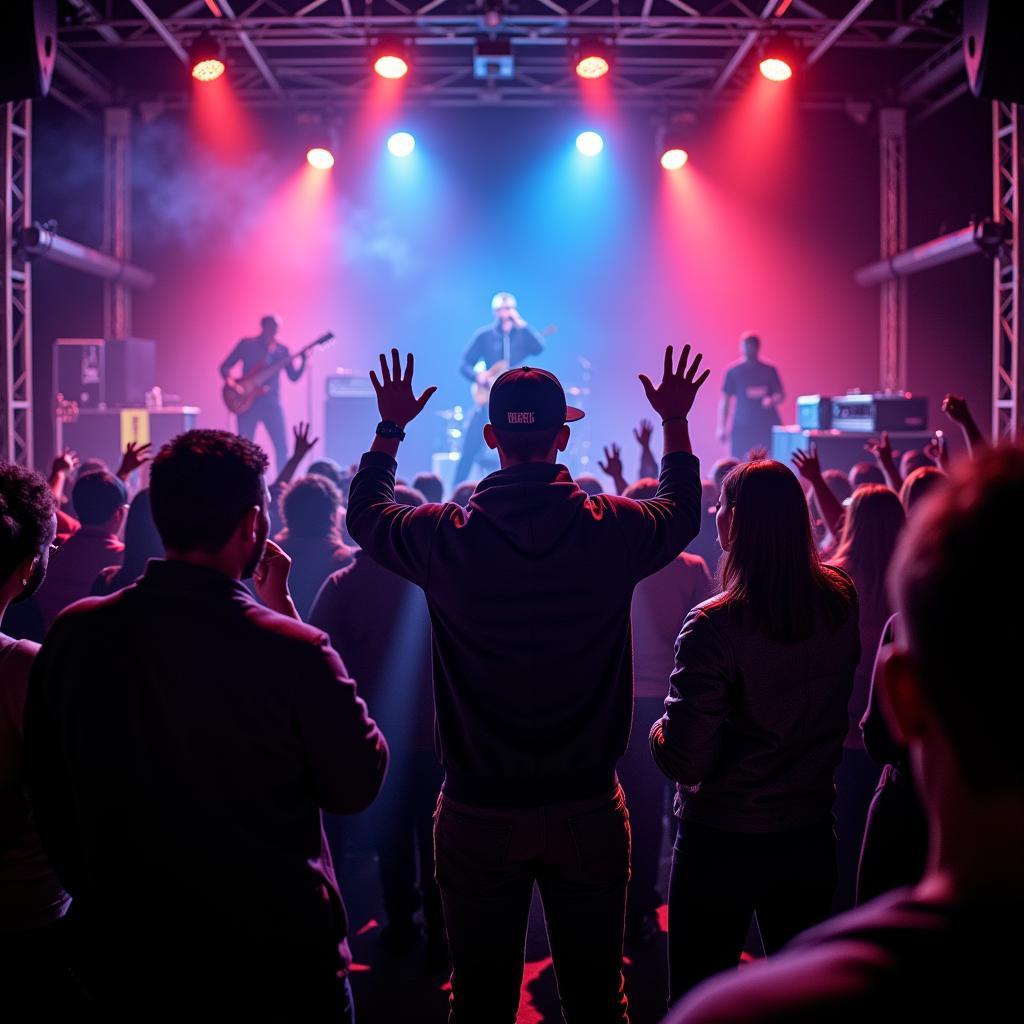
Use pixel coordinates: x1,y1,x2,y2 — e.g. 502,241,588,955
310,484,442,959
899,465,945,513
308,458,346,492
619,477,712,949
277,474,355,618
848,461,886,491
823,468,853,506
34,471,126,628
899,448,933,480
710,457,739,492
411,472,444,504
830,484,906,912
687,479,722,574
91,489,163,596
0,463,73,1015
24,430,387,1020
346,347,707,1023
652,459,859,1003
575,473,603,497
856,615,928,905
450,480,477,507
664,445,1024,1023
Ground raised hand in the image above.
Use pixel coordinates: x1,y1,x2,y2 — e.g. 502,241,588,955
370,349,437,428
638,345,710,421
117,440,152,479
50,448,78,477
864,431,895,467
924,433,949,472
941,393,970,425
633,419,654,450
597,443,624,481
791,444,823,483
291,422,318,462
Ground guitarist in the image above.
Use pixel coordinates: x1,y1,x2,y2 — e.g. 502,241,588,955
219,315,306,471
454,292,546,486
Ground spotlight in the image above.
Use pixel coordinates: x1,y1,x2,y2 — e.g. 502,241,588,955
576,130,604,157
387,131,416,158
660,148,689,171
189,31,225,82
306,147,335,170
758,37,797,82
574,38,611,80
373,38,410,80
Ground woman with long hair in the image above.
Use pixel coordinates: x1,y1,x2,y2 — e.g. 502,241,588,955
828,484,906,912
651,459,860,1003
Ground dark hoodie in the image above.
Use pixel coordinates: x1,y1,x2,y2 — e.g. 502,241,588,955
347,448,701,807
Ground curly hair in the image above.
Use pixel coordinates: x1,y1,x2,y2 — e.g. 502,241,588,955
0,461,57,583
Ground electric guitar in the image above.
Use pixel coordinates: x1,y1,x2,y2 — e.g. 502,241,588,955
222,332,334,415
470,324,557,406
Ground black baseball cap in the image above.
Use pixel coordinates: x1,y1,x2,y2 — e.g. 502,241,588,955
488,366,585,432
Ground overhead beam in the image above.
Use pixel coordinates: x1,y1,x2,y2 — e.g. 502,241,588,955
216,0,284,95
708,0,781,99
126,0,189,63
806,0,875,66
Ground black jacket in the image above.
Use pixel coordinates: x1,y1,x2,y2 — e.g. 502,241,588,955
346,449,701,807
23,559,387,975
651,572,860,832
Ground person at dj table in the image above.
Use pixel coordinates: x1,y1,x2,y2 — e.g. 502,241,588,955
454,292,546,486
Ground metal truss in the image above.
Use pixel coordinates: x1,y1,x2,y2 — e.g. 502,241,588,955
1,102,34,467
51,0,958,112
103,107,133,339
993,101,1023,442
879,106,907,394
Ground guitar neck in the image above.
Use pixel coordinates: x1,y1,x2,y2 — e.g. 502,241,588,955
244,333,333,386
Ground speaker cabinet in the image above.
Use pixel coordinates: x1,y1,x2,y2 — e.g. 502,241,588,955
0,0,57,102
964,0,1024,103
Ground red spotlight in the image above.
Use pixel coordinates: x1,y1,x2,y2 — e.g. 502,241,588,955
189,31,226,82
759,56,793,82
758,37,797,82
574,39,611,80
306,147,335,170
576,54,609,79
373,39,410,79
660,148,689,171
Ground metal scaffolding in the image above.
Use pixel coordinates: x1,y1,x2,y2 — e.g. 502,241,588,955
1,101,33,467
993,101,1023,442
103,107,133,340
879,107,908,394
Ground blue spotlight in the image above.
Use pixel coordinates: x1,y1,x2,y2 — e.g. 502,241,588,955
387,131,416,157
575,130,604,157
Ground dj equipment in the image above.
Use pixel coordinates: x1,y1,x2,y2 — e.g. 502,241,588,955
829,393,928,433
771,427,935,476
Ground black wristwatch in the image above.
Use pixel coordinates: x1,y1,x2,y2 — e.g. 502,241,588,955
376,420,407,441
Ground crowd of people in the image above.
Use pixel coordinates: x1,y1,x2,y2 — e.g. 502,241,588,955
1,345,1018,1023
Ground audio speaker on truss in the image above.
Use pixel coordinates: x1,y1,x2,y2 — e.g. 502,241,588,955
0,0,57,103
963,0,1024,104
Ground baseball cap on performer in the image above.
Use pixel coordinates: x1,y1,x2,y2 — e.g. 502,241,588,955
488,366,586,432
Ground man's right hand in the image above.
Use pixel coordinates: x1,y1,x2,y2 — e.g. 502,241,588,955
639,345,709,421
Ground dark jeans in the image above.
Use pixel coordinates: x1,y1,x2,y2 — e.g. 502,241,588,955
617,695,671,928
375,750,445,936
237,396,289,474
833,745,881,913
434,785,631,1024
667,818,837,1005
452,406,486,486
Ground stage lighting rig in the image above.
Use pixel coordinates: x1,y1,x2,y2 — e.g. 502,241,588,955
655,120,693,171
373,38,410,80
574,38,611,80
758,36,797,82
576,131,604,157
473,39,515,81
189,31,226,82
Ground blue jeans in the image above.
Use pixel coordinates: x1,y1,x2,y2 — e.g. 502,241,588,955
434,785,631,1024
